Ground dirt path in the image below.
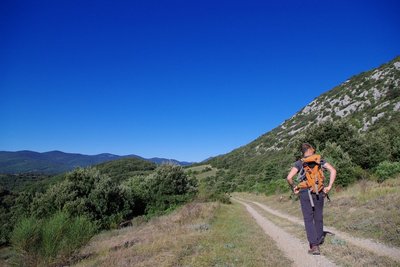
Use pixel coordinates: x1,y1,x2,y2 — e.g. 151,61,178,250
233,198,337,267
235,197,400,263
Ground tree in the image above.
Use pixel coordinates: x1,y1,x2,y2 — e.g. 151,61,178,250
321,142,360,187
142,164,198,214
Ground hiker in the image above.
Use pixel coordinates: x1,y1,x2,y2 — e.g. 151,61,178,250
286,143,336,255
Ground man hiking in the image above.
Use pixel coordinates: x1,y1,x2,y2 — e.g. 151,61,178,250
286,143,337,255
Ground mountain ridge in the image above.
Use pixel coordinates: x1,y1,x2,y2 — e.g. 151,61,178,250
0,150,193,174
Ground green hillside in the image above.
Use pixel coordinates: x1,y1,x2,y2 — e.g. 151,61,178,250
95,157,157,184
205,56,400,192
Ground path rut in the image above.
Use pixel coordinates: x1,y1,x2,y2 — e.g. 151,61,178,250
233,198,337,267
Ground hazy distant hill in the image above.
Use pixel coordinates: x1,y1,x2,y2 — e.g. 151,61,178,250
0,150,193,174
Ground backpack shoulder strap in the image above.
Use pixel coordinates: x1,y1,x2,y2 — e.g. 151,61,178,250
302,154,321,164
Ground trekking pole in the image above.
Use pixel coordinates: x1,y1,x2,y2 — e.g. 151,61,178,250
307,188,315,208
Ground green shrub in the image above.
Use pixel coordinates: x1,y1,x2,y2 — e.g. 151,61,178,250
375,161,400,182
31,168,132,229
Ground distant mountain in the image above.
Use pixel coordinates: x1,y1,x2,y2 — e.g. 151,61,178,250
147,157,193,166
206,56,400,173
0,150,193,174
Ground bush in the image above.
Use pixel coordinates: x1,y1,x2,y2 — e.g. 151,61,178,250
375,161,400,182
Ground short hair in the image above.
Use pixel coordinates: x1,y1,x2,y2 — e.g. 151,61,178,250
301,143,315,155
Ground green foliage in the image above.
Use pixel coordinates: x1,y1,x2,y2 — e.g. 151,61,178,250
11,212,95,266
31,168,132,229
0,188,16,245
350,130,392,169
198,172,235,203
294,121,359,157
263,163,280,182
0,173,56,192
0,188,38,246
375,161,400,182
206,118,400,194
141,164,198,215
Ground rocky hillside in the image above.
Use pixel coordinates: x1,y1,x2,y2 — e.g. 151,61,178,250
257,56,399,152
206,56,400,172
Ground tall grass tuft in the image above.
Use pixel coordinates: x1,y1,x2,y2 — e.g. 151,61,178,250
11,212,96,266
64,215,97,255
41,211,70,259
11,217,41,266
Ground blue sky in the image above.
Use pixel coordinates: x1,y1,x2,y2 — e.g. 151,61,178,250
1,0,399,162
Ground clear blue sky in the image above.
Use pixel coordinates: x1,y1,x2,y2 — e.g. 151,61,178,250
1,0,399,162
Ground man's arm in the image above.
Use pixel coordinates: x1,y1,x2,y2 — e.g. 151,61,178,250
323,163,336,194
287,167,300,194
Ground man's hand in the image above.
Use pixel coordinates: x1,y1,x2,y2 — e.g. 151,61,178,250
323,186,332,194
293,186,300,195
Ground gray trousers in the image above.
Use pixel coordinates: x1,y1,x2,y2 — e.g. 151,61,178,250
299,189,325,246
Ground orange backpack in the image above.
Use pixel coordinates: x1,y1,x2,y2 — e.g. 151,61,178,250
297,154,325,193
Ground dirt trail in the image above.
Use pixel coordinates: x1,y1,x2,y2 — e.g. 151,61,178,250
233,198,337,267
235,197,400,263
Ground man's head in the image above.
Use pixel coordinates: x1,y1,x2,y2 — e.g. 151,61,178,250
301,143,315,156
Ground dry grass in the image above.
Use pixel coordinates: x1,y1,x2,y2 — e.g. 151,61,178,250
72,202,219,267
235,176,400,247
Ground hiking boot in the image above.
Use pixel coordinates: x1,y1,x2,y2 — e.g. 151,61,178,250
308,245,320,255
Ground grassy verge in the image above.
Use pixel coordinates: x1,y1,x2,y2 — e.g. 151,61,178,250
179,202,292,267
235,176,400,247
72,200,292,267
